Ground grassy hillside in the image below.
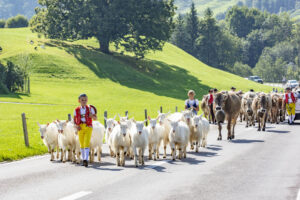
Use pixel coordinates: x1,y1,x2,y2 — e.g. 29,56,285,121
0,28,272,162
175,0,300,21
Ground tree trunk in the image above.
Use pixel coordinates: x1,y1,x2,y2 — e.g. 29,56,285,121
28,77,30,94
98,38,110,54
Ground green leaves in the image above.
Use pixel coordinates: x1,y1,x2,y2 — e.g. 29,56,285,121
30,0,175,58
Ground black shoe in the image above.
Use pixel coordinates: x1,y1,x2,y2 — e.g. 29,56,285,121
84,160,88,167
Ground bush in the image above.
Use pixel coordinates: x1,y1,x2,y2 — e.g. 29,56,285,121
5,15,28,28
231,62,253,77
0,19,5,28
0,61,24,93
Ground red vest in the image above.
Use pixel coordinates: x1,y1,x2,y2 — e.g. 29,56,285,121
74,106,93,127
208,94,213,104
285,93,296,103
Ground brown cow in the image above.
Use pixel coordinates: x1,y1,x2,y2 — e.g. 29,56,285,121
236,91,244,122
252,93,271,131
201,95,210,121
214,92,241,140
270,93,280,124
278,94,285,122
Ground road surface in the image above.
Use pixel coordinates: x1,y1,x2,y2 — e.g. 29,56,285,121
1,121,300,200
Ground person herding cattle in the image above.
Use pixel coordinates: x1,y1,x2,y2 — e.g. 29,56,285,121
284,87,297,125
74,94,98,167
231,87,236,92
208,89,215,123
185,90,199,115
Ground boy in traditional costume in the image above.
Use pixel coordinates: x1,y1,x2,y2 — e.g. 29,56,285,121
74,94,97,167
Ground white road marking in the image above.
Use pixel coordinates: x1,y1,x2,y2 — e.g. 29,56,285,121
296,188,300,200
59,191,92,200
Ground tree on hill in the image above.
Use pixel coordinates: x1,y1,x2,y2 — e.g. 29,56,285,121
5,15,28,28
196,8,222,67
0,20,5,28
30,0,175,58
185,2,200,57
171,14,189,52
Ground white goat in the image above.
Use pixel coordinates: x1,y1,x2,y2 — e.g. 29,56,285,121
37,122,59,161
199,115,210,148
168,119,190,160
147,116,165,160
105,116,117,157
182,110,195,150
56,120,77,163
89,121,105,163
110,121,131,166
130,120,149,167
191,115,203,152
156,111,171,158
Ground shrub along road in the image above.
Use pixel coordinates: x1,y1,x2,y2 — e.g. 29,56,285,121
1,121,300,200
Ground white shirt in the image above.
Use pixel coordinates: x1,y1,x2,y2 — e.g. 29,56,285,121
74,106,95,122
185,99,199,107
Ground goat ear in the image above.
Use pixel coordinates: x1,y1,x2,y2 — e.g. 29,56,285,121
157,110,160,114
200,113,204,118
56,119,60,122
113,115,116,120
118,121,120,124
144,120,147,123
46,123,50,127
104,117,107,121
118,114,121,119
148,116,151,120
37,122,41,127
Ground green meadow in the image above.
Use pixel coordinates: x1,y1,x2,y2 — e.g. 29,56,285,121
0,28,272,161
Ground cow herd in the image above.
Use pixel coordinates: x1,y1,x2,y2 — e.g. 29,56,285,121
201,90,286,141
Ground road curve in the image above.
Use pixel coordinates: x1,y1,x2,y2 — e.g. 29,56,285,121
1,121,300,200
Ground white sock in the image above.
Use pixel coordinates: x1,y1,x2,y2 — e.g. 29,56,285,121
80,148,85,160
85,148,90,161
292,115,295,122
289,115,293,123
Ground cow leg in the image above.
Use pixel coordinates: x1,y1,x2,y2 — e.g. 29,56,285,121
231,118,237,140
227,118,232,140
257,116,261,131
263,113,267,131
245,114,249,128
217,122,222,140
50,149,54,161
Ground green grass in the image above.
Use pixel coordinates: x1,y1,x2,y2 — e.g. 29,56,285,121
0,28,272,162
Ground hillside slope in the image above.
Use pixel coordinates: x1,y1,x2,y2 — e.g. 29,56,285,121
175,0,300,20
0,28,272,161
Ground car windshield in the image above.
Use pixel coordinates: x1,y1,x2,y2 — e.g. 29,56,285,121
290,80,297,83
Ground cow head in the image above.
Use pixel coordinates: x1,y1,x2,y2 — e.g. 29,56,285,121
168,119,180,134
148,116,157,129
182,110,193,124
135,121,145,135
215,92,228,111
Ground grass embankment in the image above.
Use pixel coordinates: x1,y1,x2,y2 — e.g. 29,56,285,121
0,28,272,161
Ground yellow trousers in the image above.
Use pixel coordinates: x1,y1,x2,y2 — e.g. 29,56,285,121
78,124,93,148
286,103,296,115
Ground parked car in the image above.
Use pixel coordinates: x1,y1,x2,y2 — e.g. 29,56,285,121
248,76,263,84
295,90,300,121
286,80,299,89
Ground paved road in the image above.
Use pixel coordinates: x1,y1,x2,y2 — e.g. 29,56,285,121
1,121,300,200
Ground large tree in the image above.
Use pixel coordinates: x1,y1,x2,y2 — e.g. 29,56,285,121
31,0,175,58
171,14,188,52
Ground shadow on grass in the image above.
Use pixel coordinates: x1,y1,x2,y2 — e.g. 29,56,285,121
46,41,211,100
0,92,30,100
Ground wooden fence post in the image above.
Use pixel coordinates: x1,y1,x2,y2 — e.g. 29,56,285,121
21,113,29,147
175,106,178,112
104,111,107,128
144,109,148,126
68,114,71,121
160,106,163,113
125,111,128,118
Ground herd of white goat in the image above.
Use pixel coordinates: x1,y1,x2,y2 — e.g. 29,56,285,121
38,110,210,167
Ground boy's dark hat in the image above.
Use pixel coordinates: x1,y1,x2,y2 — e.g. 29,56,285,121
250,89,254,92
78,93,87,99
286,87,291,90
213,88,218,92
231,87,236,90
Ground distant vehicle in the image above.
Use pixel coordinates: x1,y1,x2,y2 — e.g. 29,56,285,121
286,80,299,89
295,90,300,121
248,76,263,84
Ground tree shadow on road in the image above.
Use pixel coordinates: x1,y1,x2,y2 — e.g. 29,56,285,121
230,139,264,144
266,130,290,134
